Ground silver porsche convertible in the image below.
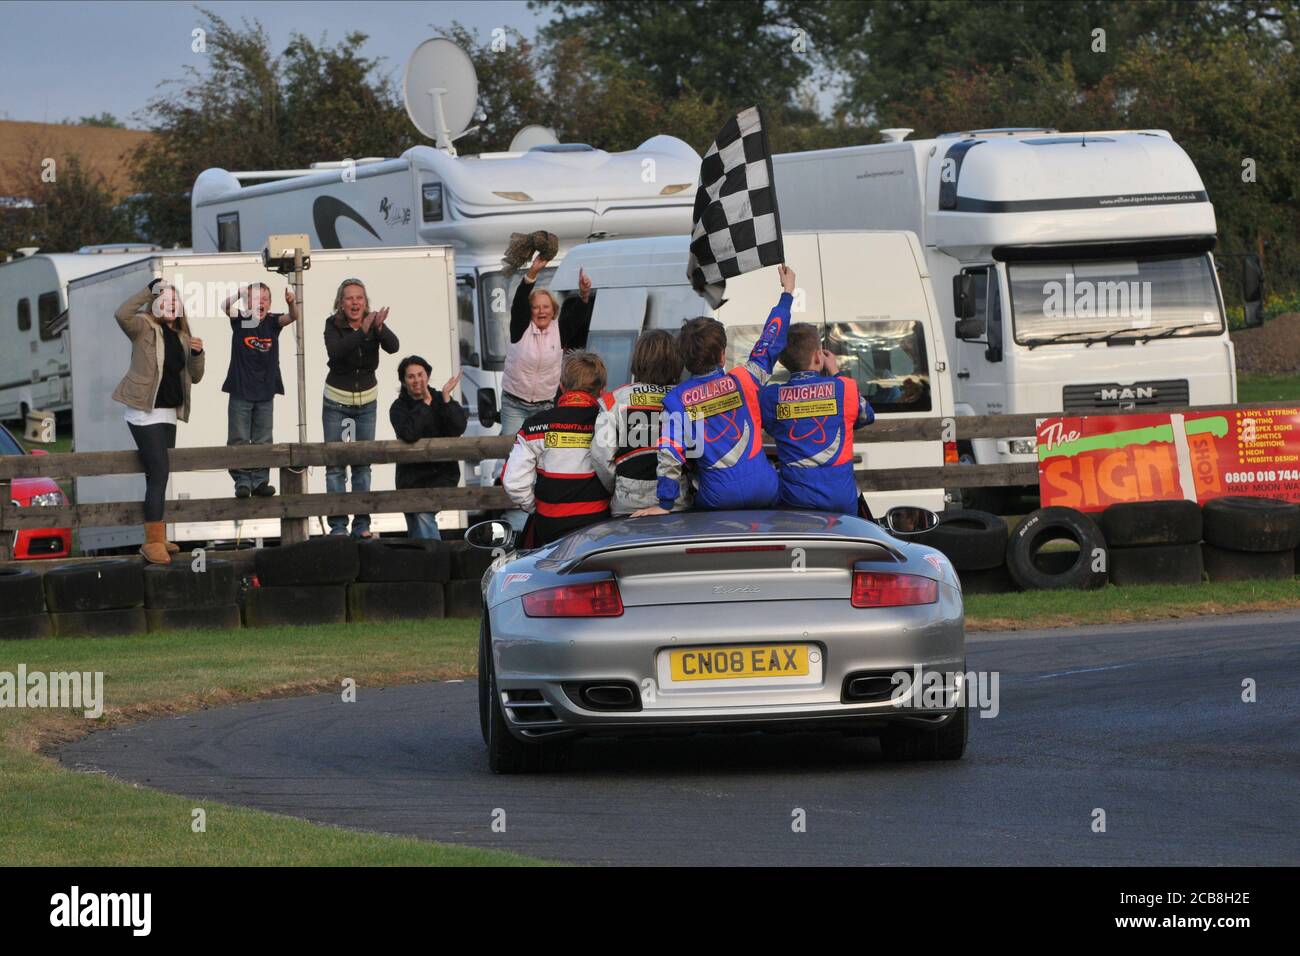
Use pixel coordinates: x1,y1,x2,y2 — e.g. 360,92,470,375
466,508,966,773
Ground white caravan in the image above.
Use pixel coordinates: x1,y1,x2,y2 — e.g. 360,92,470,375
189,135,701,464
0,245,162,422
772,129,1237,493
67,247,458,552
551,231,956,515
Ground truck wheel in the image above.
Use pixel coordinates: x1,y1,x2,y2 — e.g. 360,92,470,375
143,559,238,609
241,585,347,627
1100,500,1202,547
43,560,143,613
1,614,53,640
880,706,967,761
346,581,445,622
1108,544,1204,586
1202,544,1295,582
253,537,360,587
357,539,451,583
1202,497,1300,552
145,605,241,632
0,568,46,617
1005,507,1107,591
918,509,1007,571
51,607,147,638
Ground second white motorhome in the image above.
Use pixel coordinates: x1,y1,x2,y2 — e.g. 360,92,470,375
551,231,956,515
772,128,1240,502
190,135,702,460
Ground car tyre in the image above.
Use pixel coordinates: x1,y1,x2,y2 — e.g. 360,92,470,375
481,612,568,774
880,705,968,761
1202,496,1300,552
917,509,1008,571
1005,507,1107,591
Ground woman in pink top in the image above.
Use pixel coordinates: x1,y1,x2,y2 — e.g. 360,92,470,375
499,253,595,435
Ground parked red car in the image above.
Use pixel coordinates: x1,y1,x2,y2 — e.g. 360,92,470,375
1,422,71,559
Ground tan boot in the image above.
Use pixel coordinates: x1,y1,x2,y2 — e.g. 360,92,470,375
140,521,171,565
164,538,180,554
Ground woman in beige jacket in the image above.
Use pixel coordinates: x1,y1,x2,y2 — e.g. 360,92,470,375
113,280,205,563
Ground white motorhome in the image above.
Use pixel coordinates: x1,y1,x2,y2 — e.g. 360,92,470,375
67,247,459,552
772,128,1237,496
551,231,956,515
0,245,162,422
189,136,701,461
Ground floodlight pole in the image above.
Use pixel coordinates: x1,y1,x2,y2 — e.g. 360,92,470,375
281,246,310,544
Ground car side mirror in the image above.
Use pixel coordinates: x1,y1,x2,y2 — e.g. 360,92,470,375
466,519,515,552
955,318,986,340
477,387,498,428
953,273,976,319
882,506,939,536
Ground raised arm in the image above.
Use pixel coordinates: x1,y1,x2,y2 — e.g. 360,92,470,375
740,266,796,386
114,287,154,339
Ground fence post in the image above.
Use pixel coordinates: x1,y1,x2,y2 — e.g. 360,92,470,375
281,246,311,544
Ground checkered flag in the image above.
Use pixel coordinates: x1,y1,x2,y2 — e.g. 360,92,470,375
687,106,784,309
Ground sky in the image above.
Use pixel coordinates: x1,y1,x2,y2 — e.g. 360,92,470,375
0,1,547,128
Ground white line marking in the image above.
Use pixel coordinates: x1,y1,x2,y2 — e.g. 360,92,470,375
1022,662,1142,682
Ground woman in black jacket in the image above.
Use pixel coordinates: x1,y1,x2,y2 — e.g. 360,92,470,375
322,278,400,537
389,355,467,539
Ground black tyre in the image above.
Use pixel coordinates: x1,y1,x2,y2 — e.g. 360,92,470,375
444,578,484,618
916,509,1007,571
1202,496,1300,552
145,605,241,633
478,617,491,745
0,613,52,640
143,559,238,609
1100,500,1203,547
1108,544,1204,587
43,560,143,613
1005,507,1107,591
346,582,445,622
0,568,45,617
241,585,347,627
357,539,451,584
253,537,359,587
957,564,1019,594
51,607,147,638
483,618,568,774
1202,544,1295,582
449,541,496,581
880,706,968,761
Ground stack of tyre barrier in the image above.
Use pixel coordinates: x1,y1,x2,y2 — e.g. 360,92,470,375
1199,496,1300,581
444,541,493,617
245,536,360,627
144,558,241,631
0,567,52,639
43,560,147,636
1098,500,1204,586
914,510,1015,593
348,538,451,622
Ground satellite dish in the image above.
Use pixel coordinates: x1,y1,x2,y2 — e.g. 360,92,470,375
403,38,479,156
509,125,561,152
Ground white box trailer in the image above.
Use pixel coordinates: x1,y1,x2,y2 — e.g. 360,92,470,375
0,246,163,422
772,129,1236,484
551,231,956,515
67,246,459,552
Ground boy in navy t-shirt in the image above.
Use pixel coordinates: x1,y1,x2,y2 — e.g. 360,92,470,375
222,283,302,497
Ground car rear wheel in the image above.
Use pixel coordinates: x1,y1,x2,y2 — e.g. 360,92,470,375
879,705,968,761
480,612,568,774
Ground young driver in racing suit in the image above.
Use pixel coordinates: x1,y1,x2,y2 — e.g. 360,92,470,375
759,323,875,515
633,265,795,516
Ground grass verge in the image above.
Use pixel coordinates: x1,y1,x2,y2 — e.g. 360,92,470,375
0,618,547,866
964,577,1300,630
1236,372,1300,404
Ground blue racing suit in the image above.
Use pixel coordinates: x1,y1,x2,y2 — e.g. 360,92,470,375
656,292,791,511
760,369,874,514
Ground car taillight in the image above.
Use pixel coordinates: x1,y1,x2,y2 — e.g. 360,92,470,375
851,571,938,608
943,440,959,463
522,580,623,617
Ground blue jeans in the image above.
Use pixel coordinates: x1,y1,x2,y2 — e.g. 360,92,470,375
499,392,553,436
228,396,273,492
323,397,376,536
405,511,442,540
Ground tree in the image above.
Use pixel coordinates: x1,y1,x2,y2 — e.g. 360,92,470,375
2,150,131,254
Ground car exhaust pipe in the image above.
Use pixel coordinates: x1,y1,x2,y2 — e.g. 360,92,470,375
565,682,641,712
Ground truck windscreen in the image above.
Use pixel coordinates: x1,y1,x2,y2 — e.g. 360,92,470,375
1008,253,1223,346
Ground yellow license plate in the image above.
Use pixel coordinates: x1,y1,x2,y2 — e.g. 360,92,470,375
668,645,810,682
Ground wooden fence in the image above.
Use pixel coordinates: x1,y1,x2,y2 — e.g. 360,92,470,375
0,402,1280,559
